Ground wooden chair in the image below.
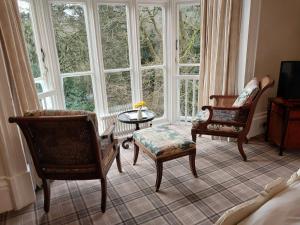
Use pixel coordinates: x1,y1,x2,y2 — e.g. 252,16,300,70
9,110,122,213
191,76,274,161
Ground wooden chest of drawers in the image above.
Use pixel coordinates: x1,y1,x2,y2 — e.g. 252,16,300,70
266,97,300,155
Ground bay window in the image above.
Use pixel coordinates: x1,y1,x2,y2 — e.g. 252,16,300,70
18,0,201,128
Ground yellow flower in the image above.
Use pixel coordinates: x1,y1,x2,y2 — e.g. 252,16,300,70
133,101,146,108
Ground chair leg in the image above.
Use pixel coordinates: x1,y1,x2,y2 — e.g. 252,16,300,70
237,138,247,161
133,143,139,165
101,178,107,213
116,146,122,173
189,151,198,178
191,131,197,142
155,161,163,192
42,178,50,213
245,137,249,144
279,146,284,156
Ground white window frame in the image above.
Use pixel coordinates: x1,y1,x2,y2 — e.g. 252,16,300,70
27,0,201,125
46,0,101,116
93,1,135,115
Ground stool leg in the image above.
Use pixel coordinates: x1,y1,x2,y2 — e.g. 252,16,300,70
155,161,163,192
133,142,139,165
189,151,198,178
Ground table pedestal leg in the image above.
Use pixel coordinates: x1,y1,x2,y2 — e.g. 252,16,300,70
121,123,140,149
122,136,133,149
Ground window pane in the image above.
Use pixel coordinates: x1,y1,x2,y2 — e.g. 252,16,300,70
18,0,41,78
63,76,95,111
179,66,199,75
139,6,163,66
105,72,132,113
179,5,201,64
142,69,164,117
51,4,90,73
98,5,130,69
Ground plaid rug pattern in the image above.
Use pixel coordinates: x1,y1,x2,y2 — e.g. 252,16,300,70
1,125,300,225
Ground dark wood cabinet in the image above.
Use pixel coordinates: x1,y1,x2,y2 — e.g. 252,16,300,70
266,97,300,155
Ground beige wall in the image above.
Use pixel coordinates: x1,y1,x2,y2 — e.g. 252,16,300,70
0,154,5,177
254,0,300,113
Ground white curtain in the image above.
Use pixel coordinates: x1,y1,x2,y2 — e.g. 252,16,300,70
198,0,242,107
0,0,41,186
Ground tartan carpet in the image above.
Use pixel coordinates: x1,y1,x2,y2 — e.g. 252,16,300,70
1,125,300,225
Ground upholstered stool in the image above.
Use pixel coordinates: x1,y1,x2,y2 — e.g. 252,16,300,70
133,126,198,191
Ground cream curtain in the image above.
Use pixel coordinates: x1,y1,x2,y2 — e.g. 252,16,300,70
198,0,242,107
0,0,41,186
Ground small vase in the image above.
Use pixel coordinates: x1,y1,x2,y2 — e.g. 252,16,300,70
137,108,142,120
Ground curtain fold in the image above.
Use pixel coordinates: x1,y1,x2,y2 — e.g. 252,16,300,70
0,0,41,186
198,0,242,107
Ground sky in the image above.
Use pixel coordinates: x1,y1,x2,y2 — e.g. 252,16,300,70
18,0,30,13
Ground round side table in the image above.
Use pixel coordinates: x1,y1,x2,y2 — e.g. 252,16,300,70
117,109,155,149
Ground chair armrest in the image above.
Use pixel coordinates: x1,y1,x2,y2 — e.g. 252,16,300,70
201,106,214,122
201,105,245,114
98,125,117,160
208,106,249,111
200,105,249,125
207,120,246,127
210,95,238,100
100,124,115,140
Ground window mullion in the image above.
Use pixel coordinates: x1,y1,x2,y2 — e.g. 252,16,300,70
162,4,168,120
169,0,178,123
60,71,92,78
140,65,165,70
129,0,143,103
92,1,110,115
85,0,106,116
126,2,138,105
103,68,131,74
